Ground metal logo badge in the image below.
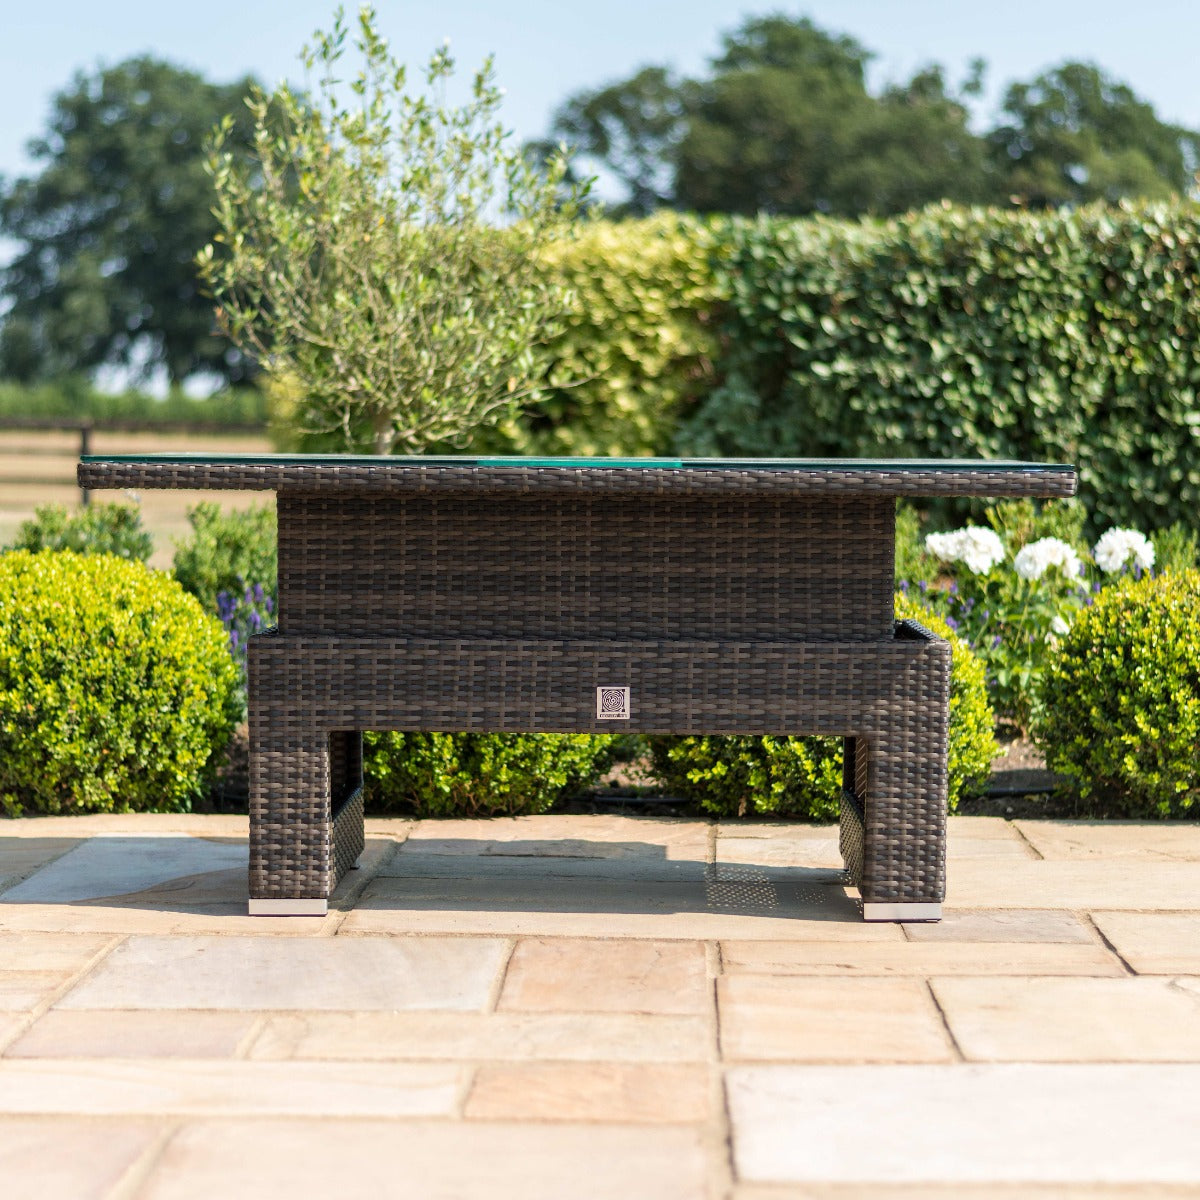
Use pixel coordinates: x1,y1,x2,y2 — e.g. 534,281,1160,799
596,686,630,720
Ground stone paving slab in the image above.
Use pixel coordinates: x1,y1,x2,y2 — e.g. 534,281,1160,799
403,813,710,856
343,870,869,939
464,1062,711,1122
721,939,1122,976
0,835,247,905
1013,821,1200,861
728,1064,1200,1184
902,908,1095,943
0,1116,160,1200
5,1010,258,1059
933,976,1200,1061
0,839,79,891
0,1059,461,1116
0,931,115,969
945,858,1200,910
0,901,332,937
57,934,508,1011
1091,912,1200,974
0,971,72,1012
3,811,1200,1197
498,937,708,1014
136,1119,709,1200
246,1011,710,1062
719,975,954,1063
388,847,709,883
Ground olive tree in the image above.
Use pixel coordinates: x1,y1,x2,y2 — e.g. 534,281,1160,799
198,6,586,454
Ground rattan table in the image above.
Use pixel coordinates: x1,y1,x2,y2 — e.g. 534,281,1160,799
79,454,1076,921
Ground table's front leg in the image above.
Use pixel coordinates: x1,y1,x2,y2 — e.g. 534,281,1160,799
247,667,364,915
840,658,949,922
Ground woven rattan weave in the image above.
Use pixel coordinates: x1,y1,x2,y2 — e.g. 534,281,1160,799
79,454,1076,920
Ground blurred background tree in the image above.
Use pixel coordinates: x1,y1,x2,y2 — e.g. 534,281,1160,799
0,57,260,388
988,62,1200,207
540,14,1199,218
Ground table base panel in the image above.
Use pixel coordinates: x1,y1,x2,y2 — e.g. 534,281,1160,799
247,626,948,915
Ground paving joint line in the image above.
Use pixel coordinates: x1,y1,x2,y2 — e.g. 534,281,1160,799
1083,911,1138,975
484,937,518,1014
326,836,403,935
105,1119,182,1200
1008,821,1045,860
924,977,966,1062
704,938,735,1200
0,932,126,1055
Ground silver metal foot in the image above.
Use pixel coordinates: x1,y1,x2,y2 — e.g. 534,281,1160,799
862,902,942,922
248,898,329,916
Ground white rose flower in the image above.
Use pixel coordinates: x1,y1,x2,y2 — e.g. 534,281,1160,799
1050,614,1071,636
1093,528,1155,575
1014,537,1082,581
956,526,1005,574
924,526,1004,574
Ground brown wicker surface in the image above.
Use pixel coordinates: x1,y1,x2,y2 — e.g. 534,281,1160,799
80,454,1077,918
79,456,1077,500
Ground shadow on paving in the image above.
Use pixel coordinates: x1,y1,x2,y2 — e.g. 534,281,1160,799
0,832,863,922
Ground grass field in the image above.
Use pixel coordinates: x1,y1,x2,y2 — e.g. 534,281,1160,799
0,428,274,568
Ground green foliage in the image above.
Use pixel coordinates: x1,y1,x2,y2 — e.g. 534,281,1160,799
201,6,588,455
477,213,722,456
675,18,992,217
0,57,260,386
989,63,1200,208
649,594,995,819
0,551,239,815
10,503,152,561
171,503,277,610
1152,523,1200,574
1034,570,1200,817
0,380,268,427
895,592,998,803
894,502,938,588
678,201,1200,534
362,732,614,817
545,15,993,219
649,732,843,821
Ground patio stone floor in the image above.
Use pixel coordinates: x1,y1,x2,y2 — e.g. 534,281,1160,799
1,812,1199,1198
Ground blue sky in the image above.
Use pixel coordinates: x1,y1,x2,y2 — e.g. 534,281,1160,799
3,0,1200,185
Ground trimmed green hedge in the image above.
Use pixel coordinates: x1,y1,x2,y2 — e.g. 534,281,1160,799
649,593,996,819
676,201,1200,532
362,732,615,817
1034,569,1200,817
0,551,240,815
475,212,722,457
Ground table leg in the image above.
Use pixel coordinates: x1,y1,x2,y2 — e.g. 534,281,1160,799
840,702,948,922
247,713,364,916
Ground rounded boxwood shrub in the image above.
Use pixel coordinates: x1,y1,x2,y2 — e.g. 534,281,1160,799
648,593,997,819
1034,570,1200,817
0,550,240,816
10,502,152,562
362,732,615,817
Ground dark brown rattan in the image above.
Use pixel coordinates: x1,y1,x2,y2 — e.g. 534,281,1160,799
78,455,1076,916
78,458,1077,500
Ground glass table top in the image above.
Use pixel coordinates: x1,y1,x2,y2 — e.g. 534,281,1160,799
81,453,1074,473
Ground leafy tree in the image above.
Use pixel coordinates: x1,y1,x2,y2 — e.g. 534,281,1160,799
0,57,259,385
989,62,1200,207
542,17,1200,217
536,66,686,217
200,6,587,455
545,17,992,218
